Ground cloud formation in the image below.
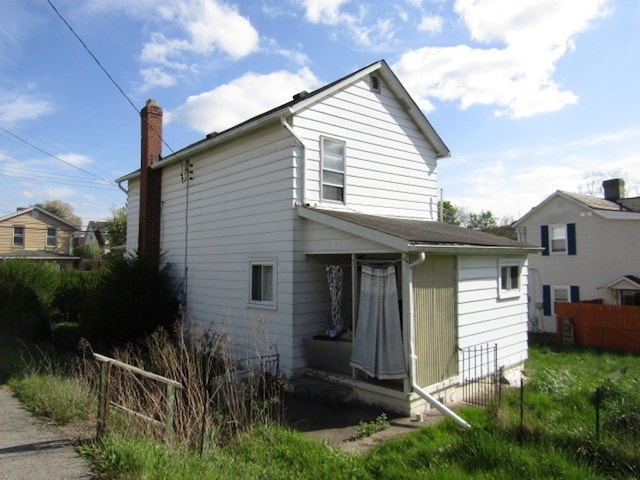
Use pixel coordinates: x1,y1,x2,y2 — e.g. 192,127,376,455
168,68,321,134
394,0,610,118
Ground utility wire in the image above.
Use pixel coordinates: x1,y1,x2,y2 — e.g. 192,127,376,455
45,0,139,115
0,126,116,186
46,0,180,159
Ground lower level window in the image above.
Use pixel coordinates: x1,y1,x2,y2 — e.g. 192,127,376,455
249,261,276,307
498,259,521,299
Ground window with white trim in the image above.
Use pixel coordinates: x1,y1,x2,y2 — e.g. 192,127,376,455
249,260,276,308
549,224,567,253
321,137,345,203
46,227,57,248
498,259,521,299
551,286,569,313
13,226,24,247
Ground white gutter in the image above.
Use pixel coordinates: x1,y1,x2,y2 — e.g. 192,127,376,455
280,111,307,206
407,252,471,429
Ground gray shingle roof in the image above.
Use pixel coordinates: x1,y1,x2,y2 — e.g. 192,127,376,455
307,208,531,248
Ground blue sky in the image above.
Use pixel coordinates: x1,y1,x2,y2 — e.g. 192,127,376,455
1,0,638,227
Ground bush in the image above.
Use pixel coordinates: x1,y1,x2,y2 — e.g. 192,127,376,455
74,244,101,259
0,260,59,339
80,252,179,348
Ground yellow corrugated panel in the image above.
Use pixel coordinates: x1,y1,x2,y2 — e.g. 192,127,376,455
413,255,457,387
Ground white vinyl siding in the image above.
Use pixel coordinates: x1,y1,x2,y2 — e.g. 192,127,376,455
158,125,301,374
125,178,140,254
519,194,640,332
293,79,439,219
457,256,529,372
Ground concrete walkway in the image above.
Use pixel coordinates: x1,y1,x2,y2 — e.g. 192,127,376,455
0,386,95,480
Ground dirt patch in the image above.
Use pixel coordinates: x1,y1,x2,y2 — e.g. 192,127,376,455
282,393,445,453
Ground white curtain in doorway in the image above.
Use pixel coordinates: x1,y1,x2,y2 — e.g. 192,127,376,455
350,264,406,380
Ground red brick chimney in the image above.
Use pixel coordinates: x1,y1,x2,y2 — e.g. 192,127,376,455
139,99,163,257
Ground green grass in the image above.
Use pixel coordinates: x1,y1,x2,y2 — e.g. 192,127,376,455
9,372,94,424
5,340,640,479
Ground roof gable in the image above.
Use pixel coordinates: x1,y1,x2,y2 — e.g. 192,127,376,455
144,60,449,173
515,190,640,226
0,206,78,229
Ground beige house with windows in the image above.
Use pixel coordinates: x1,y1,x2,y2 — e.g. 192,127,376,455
514,179,640,333
0,206,79,269
118,60,537,417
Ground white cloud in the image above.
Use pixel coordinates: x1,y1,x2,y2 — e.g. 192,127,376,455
58,153,93,168
87,0,260,91
302,0,351,24
299,0,397,48
139,67,179,90
0,94,54,124
417,14,444,34
168,68,321,134
394,0,610,118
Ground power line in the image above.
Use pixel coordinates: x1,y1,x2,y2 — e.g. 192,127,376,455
45,0,139,116
0,125,117,187
46,0,180,159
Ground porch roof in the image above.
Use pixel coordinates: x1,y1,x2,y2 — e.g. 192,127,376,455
298,207,540,254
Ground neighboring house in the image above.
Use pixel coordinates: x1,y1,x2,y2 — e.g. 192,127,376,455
0,206,79,269
83,221,109,254
117,60,537,416
514,178,640,333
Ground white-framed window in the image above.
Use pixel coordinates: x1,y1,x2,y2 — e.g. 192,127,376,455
551,285,569,313
498,259,521,299
549,224,567,253
13,226,24,247
321,137,345,203
46,227,57,248
249,260,276,308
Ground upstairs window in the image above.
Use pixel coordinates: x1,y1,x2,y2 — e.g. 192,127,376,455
13,226,24,247
550,225,566,253
321,137,345,203
46,227,58,248
249,260,276,308
541,223,576,255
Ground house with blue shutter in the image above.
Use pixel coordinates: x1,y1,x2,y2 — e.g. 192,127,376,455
514,179,640,333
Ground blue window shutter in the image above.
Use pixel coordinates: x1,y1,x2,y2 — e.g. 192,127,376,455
543,285,551,316
567,223,577,255
540,225,549,256
570,285,580,302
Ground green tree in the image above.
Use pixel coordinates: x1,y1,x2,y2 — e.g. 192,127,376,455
37,200,82,227
105,205,127,247
466,210,498,231
439,200,462,225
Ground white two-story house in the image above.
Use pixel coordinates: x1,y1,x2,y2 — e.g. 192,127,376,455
118,60,537,416
514,178,640,333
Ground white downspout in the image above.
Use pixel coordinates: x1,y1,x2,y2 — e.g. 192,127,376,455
408,252,471,429
280,112,307,206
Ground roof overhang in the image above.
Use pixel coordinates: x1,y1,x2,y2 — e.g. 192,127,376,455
298,206,540,255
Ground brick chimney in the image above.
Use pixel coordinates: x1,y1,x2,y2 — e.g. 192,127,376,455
139,99,163,257
603,178,625,202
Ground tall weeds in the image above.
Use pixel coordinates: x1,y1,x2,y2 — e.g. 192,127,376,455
82,322,284,451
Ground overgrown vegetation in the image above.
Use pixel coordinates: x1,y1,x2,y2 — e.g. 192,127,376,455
0,253,179,350
354,413,390,440
6,339,639,479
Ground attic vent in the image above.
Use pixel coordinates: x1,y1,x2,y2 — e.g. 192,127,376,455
370,74,381,93
206,132,219,139
293,91,309,101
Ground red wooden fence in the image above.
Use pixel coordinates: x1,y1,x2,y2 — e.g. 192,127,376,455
556,302,640,353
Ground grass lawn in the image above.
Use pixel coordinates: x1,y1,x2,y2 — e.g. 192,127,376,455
6,339,640,479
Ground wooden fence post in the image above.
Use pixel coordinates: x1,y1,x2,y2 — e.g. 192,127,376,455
96,360,112,440
165,383,176,441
